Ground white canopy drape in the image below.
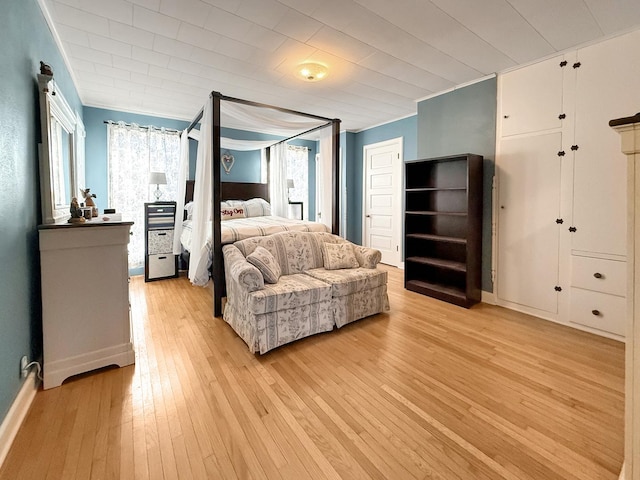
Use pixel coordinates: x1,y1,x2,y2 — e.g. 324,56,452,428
188,101,213,286
269,142,288,217
172,128,190,255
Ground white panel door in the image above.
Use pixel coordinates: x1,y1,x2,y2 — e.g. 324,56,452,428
363,138,402,266
500,55,564,137
572,30,640,257
497,132,563,313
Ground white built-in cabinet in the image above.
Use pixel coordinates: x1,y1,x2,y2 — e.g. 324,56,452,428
496,29,640,339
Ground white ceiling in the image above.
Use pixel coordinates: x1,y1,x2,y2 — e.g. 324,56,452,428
41,0,640,132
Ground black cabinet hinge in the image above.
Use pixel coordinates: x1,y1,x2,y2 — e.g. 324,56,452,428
573,62,581,69
554,286,562,292
569,226,577,232
571,145,579,151
560,60,568,67
558,151,565,157
556,218,564,224
558,113,566,120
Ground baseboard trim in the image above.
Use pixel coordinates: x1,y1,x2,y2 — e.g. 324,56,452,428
0,372,39,468
481,290,497,305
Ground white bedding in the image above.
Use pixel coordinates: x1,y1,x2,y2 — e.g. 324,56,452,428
181,215,330,285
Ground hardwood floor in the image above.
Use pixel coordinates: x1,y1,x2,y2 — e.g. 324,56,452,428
0,266,624,479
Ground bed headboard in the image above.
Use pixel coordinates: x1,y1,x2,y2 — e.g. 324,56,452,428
185,180,270,203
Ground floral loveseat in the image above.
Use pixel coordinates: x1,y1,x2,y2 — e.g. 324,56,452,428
222,231,390,354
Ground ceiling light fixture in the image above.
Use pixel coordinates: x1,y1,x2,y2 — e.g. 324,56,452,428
297,62,328,82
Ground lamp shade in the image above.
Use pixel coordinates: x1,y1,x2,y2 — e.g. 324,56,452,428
287,178,295,189
149,171,167,185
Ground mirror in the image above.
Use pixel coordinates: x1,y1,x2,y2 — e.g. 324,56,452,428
38,73,85,224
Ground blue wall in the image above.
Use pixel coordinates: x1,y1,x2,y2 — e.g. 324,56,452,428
417,78,497,292
348,116,418,243
0,0,82,423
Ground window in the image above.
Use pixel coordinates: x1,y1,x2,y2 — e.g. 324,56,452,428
107,122,180,270
286,144,309,220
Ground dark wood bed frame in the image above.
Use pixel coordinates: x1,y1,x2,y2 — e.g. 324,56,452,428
185,179,269,206
185,92,340,316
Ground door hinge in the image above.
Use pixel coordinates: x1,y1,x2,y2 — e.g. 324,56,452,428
571,145,579,151
558,151,565,157
396,245,399,252
559,60,568,67
558,113,566,120
554,286,562,292
573,62,581,69
556,218,563,224
491,269,496,284
569,226,577,232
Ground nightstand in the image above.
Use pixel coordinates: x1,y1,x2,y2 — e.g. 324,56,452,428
145,202,178,282
288,201,303,220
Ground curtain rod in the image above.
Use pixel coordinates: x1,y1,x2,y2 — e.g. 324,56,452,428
103,120,181,134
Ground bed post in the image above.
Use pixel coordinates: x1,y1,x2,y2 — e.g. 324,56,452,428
331,119,341,235
211,92,223,317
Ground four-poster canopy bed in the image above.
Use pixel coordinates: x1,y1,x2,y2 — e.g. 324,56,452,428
177,91,341,317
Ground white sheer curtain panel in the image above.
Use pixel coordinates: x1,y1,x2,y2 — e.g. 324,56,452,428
286,145,309,220
269,142,288,217
188,101,213,286
317,129,333,230
107,122,180,269
173,129,190,255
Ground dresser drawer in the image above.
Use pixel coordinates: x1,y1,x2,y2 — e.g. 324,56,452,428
148,229,173,254
570,255,626,296
148,254,176,280
569,287,626,336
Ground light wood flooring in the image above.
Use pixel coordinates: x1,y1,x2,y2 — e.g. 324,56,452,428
0,266,625,479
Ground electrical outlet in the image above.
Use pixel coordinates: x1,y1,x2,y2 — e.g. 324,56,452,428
20,356,28,378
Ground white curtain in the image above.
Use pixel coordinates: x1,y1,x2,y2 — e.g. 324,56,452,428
172,129,190,255
317,128,333,230
269,142,288,217
188,101,213,286
286,145,309,220
107,122,180,269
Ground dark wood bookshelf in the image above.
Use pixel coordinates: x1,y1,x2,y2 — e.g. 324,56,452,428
404,154,483,308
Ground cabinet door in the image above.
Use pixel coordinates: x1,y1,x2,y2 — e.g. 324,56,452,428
500,55,564,137
572,31,640,257
497,132,563,313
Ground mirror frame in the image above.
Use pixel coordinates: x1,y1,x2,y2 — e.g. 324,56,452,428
37,73,84,224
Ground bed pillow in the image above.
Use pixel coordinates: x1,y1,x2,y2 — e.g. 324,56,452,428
322,242,359,270
221,206,246,220
243,198,272,218
184,201,195,220
246,246,281,283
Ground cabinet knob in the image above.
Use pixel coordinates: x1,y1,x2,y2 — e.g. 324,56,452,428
593,272,603,279
592,309,601,316
366,215,371,218
503,115,509,119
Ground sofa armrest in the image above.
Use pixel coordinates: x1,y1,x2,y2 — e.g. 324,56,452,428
223,244,264,293
352,244,382,268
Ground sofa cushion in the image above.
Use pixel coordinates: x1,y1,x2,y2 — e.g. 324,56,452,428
247,246,281,283
247,273,332,315
305,267,388,298
235,231,343,274
322,242,359,270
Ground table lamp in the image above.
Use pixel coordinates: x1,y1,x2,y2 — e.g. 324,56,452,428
287,178,294,201
149,171,167,200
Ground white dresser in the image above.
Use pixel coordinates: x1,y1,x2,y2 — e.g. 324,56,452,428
39,220,135,389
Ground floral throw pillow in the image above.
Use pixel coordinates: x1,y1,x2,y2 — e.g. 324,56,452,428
322,242,359,270
246,246,281,283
